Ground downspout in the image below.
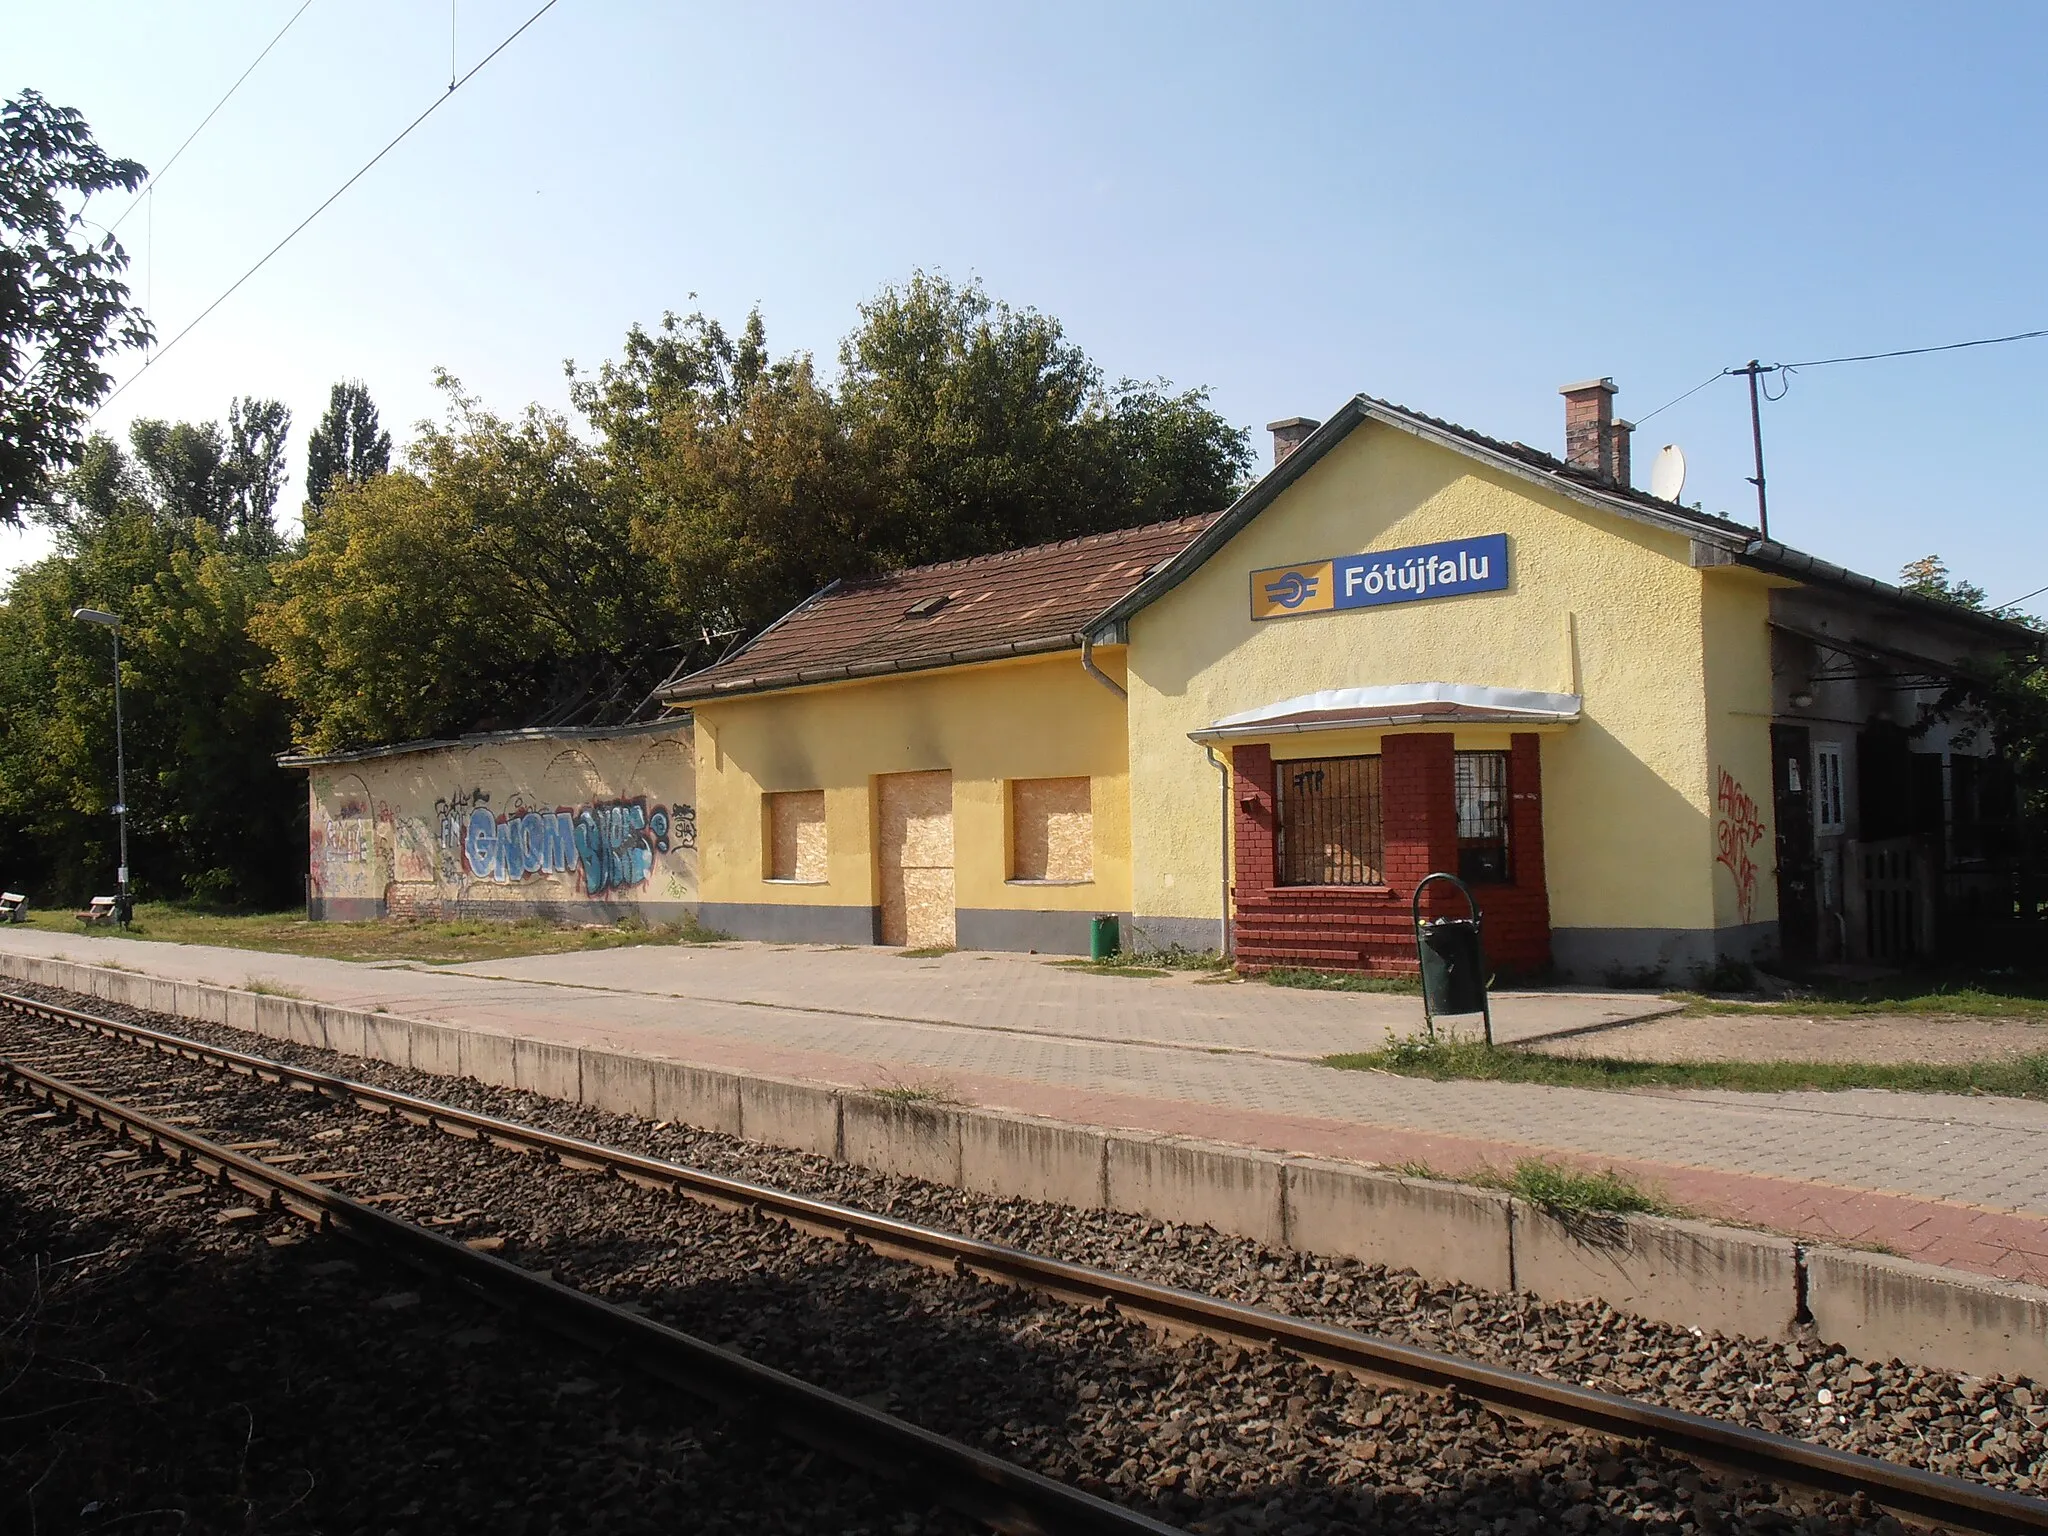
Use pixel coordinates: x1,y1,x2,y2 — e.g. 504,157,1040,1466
1079,631,1127,700
1203,744,1232,959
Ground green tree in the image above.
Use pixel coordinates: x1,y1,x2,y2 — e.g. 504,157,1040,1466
224,395,291,552
303,378,392,519
259,375,680,752
837,271,1251,564
0,511,299,906
1900,554,1991,611
0,90,153,523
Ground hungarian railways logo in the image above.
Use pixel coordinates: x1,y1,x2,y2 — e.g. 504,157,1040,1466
1263,569,1319,610
1250,533,1508,620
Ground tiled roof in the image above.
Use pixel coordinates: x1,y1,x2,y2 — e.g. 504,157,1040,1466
659,514,1217,702
1359,395,1762,542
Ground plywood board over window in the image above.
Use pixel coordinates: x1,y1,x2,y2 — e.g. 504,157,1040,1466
765,790,827,882
878,770,955,949
1011,777,1092,881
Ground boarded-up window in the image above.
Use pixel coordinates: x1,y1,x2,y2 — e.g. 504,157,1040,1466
765,790,827,881
1277,756,1383,885
1011,777,1093,881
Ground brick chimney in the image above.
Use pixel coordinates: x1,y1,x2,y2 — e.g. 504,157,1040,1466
1559,378,1631,487
1267,416,1320,466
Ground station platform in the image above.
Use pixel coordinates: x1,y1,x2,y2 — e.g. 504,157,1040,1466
2,928,2045,1288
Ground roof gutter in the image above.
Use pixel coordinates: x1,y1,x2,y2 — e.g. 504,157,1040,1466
1739,541,2043,647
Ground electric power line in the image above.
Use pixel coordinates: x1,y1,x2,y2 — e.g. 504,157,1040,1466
96,0,561,416
1777,327,2048,371
1633,370,1724,426
104,0,318,235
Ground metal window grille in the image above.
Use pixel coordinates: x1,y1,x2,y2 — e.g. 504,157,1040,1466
1454,750,1511,883
1277,756,1383,885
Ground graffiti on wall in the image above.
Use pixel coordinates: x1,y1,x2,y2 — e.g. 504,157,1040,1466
460,795,697,897
1714,768,1767,924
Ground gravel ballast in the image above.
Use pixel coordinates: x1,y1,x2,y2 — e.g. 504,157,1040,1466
4,982,2043,1532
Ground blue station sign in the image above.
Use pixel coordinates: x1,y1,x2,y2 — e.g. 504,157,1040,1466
1250,533,1509,621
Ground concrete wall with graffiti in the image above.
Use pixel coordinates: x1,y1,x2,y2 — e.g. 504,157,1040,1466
302,723,696,923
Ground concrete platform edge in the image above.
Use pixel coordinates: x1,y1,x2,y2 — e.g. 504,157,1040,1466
2,951,2034,1379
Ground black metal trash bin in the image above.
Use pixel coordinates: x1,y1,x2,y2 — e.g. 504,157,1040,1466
1412,873,1492,1043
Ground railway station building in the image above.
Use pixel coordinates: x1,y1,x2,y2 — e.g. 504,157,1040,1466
660,380,2037,982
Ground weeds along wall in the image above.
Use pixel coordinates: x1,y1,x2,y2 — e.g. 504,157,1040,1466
298,722,697,922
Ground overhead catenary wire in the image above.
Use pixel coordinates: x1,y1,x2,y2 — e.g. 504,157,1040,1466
104,0,318,235
96,0,561,416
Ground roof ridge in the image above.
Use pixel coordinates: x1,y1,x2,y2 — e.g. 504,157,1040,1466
836,511,1218,588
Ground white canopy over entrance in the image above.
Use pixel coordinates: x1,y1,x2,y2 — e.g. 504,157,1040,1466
1187,682,1582,743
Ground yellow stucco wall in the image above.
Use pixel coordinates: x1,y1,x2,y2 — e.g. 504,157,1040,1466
1701,569,1782,930
692,651,1131,921
305,725,696,917
1126,421,1745,942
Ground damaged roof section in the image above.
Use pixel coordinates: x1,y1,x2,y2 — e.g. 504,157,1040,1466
659,513,1216,704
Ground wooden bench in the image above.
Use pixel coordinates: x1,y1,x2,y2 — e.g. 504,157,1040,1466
0,892,25,924
76,896,119,926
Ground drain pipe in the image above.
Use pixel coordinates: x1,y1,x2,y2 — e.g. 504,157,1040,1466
1079,632,1127,700
1203,744,1232,959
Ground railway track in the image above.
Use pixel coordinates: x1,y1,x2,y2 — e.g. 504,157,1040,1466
4,987,2045,1536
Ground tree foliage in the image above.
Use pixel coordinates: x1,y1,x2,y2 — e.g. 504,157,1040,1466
257,376,679,753
303,378,392,519
0,90,152,523
0,511,297,906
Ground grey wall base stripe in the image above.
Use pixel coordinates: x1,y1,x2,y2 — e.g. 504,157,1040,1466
1125,915,1225,956
1,946,2038,1381
310,897,384,922
698,902,880,945
312,896,701,927
954,908,1124,955
1550,922,1778,983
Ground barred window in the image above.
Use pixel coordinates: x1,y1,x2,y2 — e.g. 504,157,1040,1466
1277,756,1383,885
1454,751,1511,883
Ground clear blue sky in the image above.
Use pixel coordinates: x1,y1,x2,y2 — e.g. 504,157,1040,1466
7,1,2044,616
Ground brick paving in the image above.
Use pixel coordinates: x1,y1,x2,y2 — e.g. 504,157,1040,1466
3,930,2047,1285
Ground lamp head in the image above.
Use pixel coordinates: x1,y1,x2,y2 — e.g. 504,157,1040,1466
71,607,121,628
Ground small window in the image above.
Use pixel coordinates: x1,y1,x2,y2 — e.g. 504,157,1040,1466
1277,756,1383,885
1454,751,1511,883
1011,777,1092,881
903,594,951,619
765,790,827,882
1814,744,1846,834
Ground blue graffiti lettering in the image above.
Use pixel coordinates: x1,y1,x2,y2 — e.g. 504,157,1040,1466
458,794,687,894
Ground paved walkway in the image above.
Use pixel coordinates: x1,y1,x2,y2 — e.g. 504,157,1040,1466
4,929,2046,1287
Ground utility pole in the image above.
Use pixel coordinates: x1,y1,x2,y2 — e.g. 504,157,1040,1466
72,608,132,924
1729,360,1773,539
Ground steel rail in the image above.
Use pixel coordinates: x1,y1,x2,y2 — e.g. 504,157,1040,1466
7,989,2048,1535
0,1047,1180,1536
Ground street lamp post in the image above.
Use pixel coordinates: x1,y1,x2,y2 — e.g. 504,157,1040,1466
72,608,131,925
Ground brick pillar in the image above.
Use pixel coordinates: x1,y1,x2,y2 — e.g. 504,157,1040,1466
1509,733,1548,898
1382,733,1457,906
1230,744,1277,896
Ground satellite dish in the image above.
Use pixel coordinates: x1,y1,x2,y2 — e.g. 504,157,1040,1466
1650,443,1687,503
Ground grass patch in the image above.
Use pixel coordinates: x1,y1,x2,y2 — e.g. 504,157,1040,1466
1135,945,1235,972
241,976,305,999
1678,982,2048,1021
1050,959,1170,979
866,1074,962,1106
17,902,729,966
895,945,955,959
1323,1031,2048,1101
1261,966,1422,995
1394,1155,1678,1217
